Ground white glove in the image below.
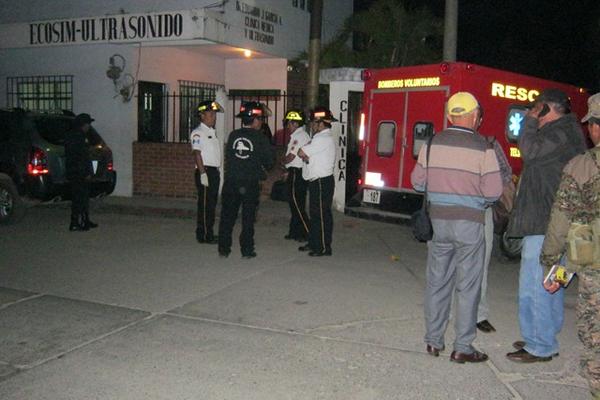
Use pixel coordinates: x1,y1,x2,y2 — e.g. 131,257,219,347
200,173,209,187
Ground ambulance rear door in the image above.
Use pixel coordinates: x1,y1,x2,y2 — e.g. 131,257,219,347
398,89,448,190
363,88,448,193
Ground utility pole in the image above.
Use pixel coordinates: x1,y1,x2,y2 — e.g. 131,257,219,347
306,0,323,110
443,0,458,62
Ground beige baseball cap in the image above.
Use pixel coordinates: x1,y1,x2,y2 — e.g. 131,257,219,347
582,93,600,123
447,92,479,116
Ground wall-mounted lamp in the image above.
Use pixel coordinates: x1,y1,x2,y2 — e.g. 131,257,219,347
106,53,135,102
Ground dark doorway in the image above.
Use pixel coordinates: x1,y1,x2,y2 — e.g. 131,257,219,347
345,91,362,204
137,81,166,142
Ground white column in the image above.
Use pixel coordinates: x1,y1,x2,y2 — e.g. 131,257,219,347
328,81,364,212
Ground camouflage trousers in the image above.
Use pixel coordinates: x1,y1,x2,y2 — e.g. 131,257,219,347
578,268,600,398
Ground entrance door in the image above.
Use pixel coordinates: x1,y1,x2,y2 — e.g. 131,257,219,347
398,89,448,190
345,91,362,204
364,90,406,190
138,81,165,142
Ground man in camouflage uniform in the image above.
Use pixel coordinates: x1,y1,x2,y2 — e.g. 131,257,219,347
541,92,600,398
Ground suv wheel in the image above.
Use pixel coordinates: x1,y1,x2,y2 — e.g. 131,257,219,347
0,178,25,224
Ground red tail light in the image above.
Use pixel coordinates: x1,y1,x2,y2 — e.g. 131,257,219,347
360,69,372,81
358,178,362,185
27,148,49,175
107,162,113,171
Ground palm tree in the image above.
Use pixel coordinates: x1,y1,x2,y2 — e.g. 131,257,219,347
318,0,442,69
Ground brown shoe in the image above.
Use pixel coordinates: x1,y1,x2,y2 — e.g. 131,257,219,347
506,349,552,363
512,340,526,350
450,350,488,363
426,344,444,357
510,342,559,357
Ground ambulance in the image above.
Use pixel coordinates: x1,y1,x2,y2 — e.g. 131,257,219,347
351,62,589,257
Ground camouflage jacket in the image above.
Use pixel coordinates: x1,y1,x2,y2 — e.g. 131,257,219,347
541,145,600,273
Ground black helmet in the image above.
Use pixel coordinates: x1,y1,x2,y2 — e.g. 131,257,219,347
309,106,338,123
197,100,224,113
235,101,272,119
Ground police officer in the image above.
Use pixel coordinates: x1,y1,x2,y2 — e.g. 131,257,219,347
65,113,96,231
283,109,310,242
218,101,274,258
191,100,224,244
298,107,337,256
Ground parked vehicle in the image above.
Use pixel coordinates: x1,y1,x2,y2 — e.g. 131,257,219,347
0,109,116,224
351,62,589,258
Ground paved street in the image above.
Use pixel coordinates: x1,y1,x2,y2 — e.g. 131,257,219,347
0,197,592,399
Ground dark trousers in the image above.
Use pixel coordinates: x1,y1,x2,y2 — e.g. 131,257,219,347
218,179,260,255
308,175,334,253
286,167,309,239
70,179,90,221
195,167,220,241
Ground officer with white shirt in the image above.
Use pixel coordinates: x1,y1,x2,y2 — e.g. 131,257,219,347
283,109,311,241
191,100,224,244
298,107,337,256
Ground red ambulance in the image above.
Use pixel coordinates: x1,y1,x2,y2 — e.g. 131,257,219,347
351,62,589,256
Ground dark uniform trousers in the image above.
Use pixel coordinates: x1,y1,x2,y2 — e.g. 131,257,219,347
287,167,309,240
308,175,334,253
195,167,220,241
71,179,90,221
218,179,260,255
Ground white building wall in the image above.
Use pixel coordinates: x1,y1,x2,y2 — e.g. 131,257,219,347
224,57,288,137
138,46,225,86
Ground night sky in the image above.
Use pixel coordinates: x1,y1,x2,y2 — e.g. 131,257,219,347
354,0,599,92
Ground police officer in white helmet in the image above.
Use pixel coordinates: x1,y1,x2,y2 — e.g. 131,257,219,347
298,106,337,256
191,100,224,244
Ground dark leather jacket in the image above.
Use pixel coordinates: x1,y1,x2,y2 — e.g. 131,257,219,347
64,129,92,181
507,113,586,237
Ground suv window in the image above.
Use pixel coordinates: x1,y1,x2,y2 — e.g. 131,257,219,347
33,116,72,145
86,127,104,146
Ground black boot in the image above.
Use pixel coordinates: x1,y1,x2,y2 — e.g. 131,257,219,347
84,212,98,229
69,213,89,231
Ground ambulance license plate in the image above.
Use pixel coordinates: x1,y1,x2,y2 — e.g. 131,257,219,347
363,189,381,204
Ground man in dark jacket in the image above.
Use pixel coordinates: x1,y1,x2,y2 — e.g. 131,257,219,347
64,113,96,231
218,101,274,258
506,89,586,362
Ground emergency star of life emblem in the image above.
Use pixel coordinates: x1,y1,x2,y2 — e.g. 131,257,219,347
233,137,253,159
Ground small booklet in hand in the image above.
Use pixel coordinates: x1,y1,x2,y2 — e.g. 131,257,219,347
544,265,575,287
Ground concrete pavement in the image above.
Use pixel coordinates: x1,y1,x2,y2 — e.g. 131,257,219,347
0,196,592,399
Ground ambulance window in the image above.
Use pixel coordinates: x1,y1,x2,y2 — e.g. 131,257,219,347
506,106,528,143
377,122,396,157
413,122,434,158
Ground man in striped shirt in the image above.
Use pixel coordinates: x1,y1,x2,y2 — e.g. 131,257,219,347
411,92,503,364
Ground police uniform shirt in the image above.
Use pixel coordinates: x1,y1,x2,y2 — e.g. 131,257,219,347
190,123,221,168
285,126,311,169
301,128,336,181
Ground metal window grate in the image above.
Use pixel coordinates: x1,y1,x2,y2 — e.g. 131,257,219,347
178,80,223,142
7,75,73,112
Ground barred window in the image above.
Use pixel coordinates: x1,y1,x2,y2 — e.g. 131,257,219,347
7,75,73,112
178,80,222,142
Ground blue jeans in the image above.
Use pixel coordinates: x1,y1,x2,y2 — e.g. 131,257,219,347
518,235,564,357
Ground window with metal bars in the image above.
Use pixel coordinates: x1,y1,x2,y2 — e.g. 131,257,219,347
178,80,223,142
7,75,73,112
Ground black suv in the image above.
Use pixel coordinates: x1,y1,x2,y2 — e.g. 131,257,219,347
0,109,117,223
